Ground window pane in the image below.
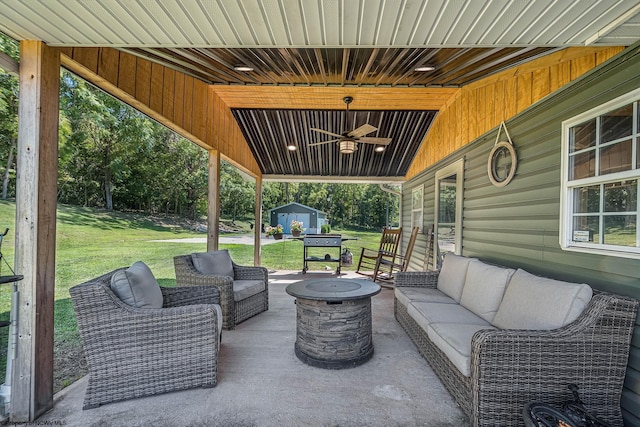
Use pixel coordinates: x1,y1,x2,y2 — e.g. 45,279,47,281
600,104,633,143
569,119,596,152
604,181,637,212
599,140,632,175
572,216,599,243
570,151,595,180
573,186,600,213
604,215,637,247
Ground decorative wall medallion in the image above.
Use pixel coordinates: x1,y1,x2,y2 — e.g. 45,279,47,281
488,122,517,187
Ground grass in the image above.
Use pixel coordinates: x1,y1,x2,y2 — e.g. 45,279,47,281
0,200,382,391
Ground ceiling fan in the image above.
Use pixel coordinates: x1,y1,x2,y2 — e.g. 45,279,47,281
309,96,392,154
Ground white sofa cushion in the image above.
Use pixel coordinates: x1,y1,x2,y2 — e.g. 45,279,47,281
437,253,476,302
110,261,163,309
233,279,266,302
395,287,457,307
426,323,496,377
191,250,234,278
492,269,593,330
460,260,515,323
407,301,491,332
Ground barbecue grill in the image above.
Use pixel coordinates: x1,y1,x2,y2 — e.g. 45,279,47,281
302,234,343,274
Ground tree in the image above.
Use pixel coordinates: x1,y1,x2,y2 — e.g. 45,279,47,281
0,34,19,200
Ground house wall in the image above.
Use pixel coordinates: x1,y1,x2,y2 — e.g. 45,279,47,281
402,44,640,425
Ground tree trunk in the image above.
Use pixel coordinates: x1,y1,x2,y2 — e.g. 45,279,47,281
2,142,15,199
104,168,113,210
104,147,113,210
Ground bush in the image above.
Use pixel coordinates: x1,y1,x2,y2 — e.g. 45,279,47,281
321,223,331,234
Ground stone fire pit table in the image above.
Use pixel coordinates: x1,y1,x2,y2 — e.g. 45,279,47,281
285,278,381,369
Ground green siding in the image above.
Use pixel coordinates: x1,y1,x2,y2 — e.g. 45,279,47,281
402,44,640,425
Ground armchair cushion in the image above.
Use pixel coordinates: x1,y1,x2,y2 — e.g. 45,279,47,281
191,250,234,278
233,279,266,302
110,261,163,309
492,269,592,330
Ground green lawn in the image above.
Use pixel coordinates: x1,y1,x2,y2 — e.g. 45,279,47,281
0,200,382,390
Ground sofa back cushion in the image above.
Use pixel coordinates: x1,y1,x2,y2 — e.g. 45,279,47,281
437,254,475,303
492,269,593,330
111,261,163,309
191,250,234,278
460,260,515,323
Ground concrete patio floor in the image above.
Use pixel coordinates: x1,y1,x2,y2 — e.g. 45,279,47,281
38,270,469,427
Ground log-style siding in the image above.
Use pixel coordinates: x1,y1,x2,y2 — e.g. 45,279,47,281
402,44,640,425
407,47,624,179
58,47,261,178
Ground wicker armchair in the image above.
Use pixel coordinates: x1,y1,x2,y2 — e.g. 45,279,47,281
70,268,221,409
174,254,269,330
394,271,639,427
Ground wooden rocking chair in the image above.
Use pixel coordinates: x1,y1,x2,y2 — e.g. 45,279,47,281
373,226,419,286
355,227,402,279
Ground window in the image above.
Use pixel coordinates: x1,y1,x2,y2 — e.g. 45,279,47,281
411,186,423,232
434,159,464,268
560,89,640,258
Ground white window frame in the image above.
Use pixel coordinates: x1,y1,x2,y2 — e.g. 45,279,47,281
560,87,640,259
434,158,464,268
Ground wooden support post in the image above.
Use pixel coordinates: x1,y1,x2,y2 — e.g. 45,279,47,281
12,41,59,422
254,176,262,266
207,149,220,251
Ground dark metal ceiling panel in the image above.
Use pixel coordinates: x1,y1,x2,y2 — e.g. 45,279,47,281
232,109,436,178
124,46,558,87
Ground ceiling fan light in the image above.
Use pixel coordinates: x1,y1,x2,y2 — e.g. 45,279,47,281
340,140,357,154
287,143,297,151
414,65,435,72
374,145,385,152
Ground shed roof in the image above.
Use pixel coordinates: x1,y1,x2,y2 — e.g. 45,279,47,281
269,202,326,215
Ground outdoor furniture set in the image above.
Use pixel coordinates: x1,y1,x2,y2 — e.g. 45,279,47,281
394,253,639,427
71,248,638,427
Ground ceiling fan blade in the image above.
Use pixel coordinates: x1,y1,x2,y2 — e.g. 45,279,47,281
358,137,392,145
310,128,343,139
308,139,340,147
348,123,377,138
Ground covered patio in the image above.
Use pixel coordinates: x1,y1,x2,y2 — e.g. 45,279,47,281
1,1,640,425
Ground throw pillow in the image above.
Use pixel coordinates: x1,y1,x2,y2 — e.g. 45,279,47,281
110,261,163,309
492,269,592,330
191,250,234,278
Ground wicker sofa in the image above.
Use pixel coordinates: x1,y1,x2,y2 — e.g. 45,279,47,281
394,254,638,427
70,265,221,409
174,251,269,330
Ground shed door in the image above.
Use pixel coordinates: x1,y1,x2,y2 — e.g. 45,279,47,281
278,213,310,233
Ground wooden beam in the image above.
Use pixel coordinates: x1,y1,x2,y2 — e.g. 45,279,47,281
254,176,262,266
207,150,220,252
211,86,458,110
12,40,59,422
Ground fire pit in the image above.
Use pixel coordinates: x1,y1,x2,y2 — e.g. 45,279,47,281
285,278,381,369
